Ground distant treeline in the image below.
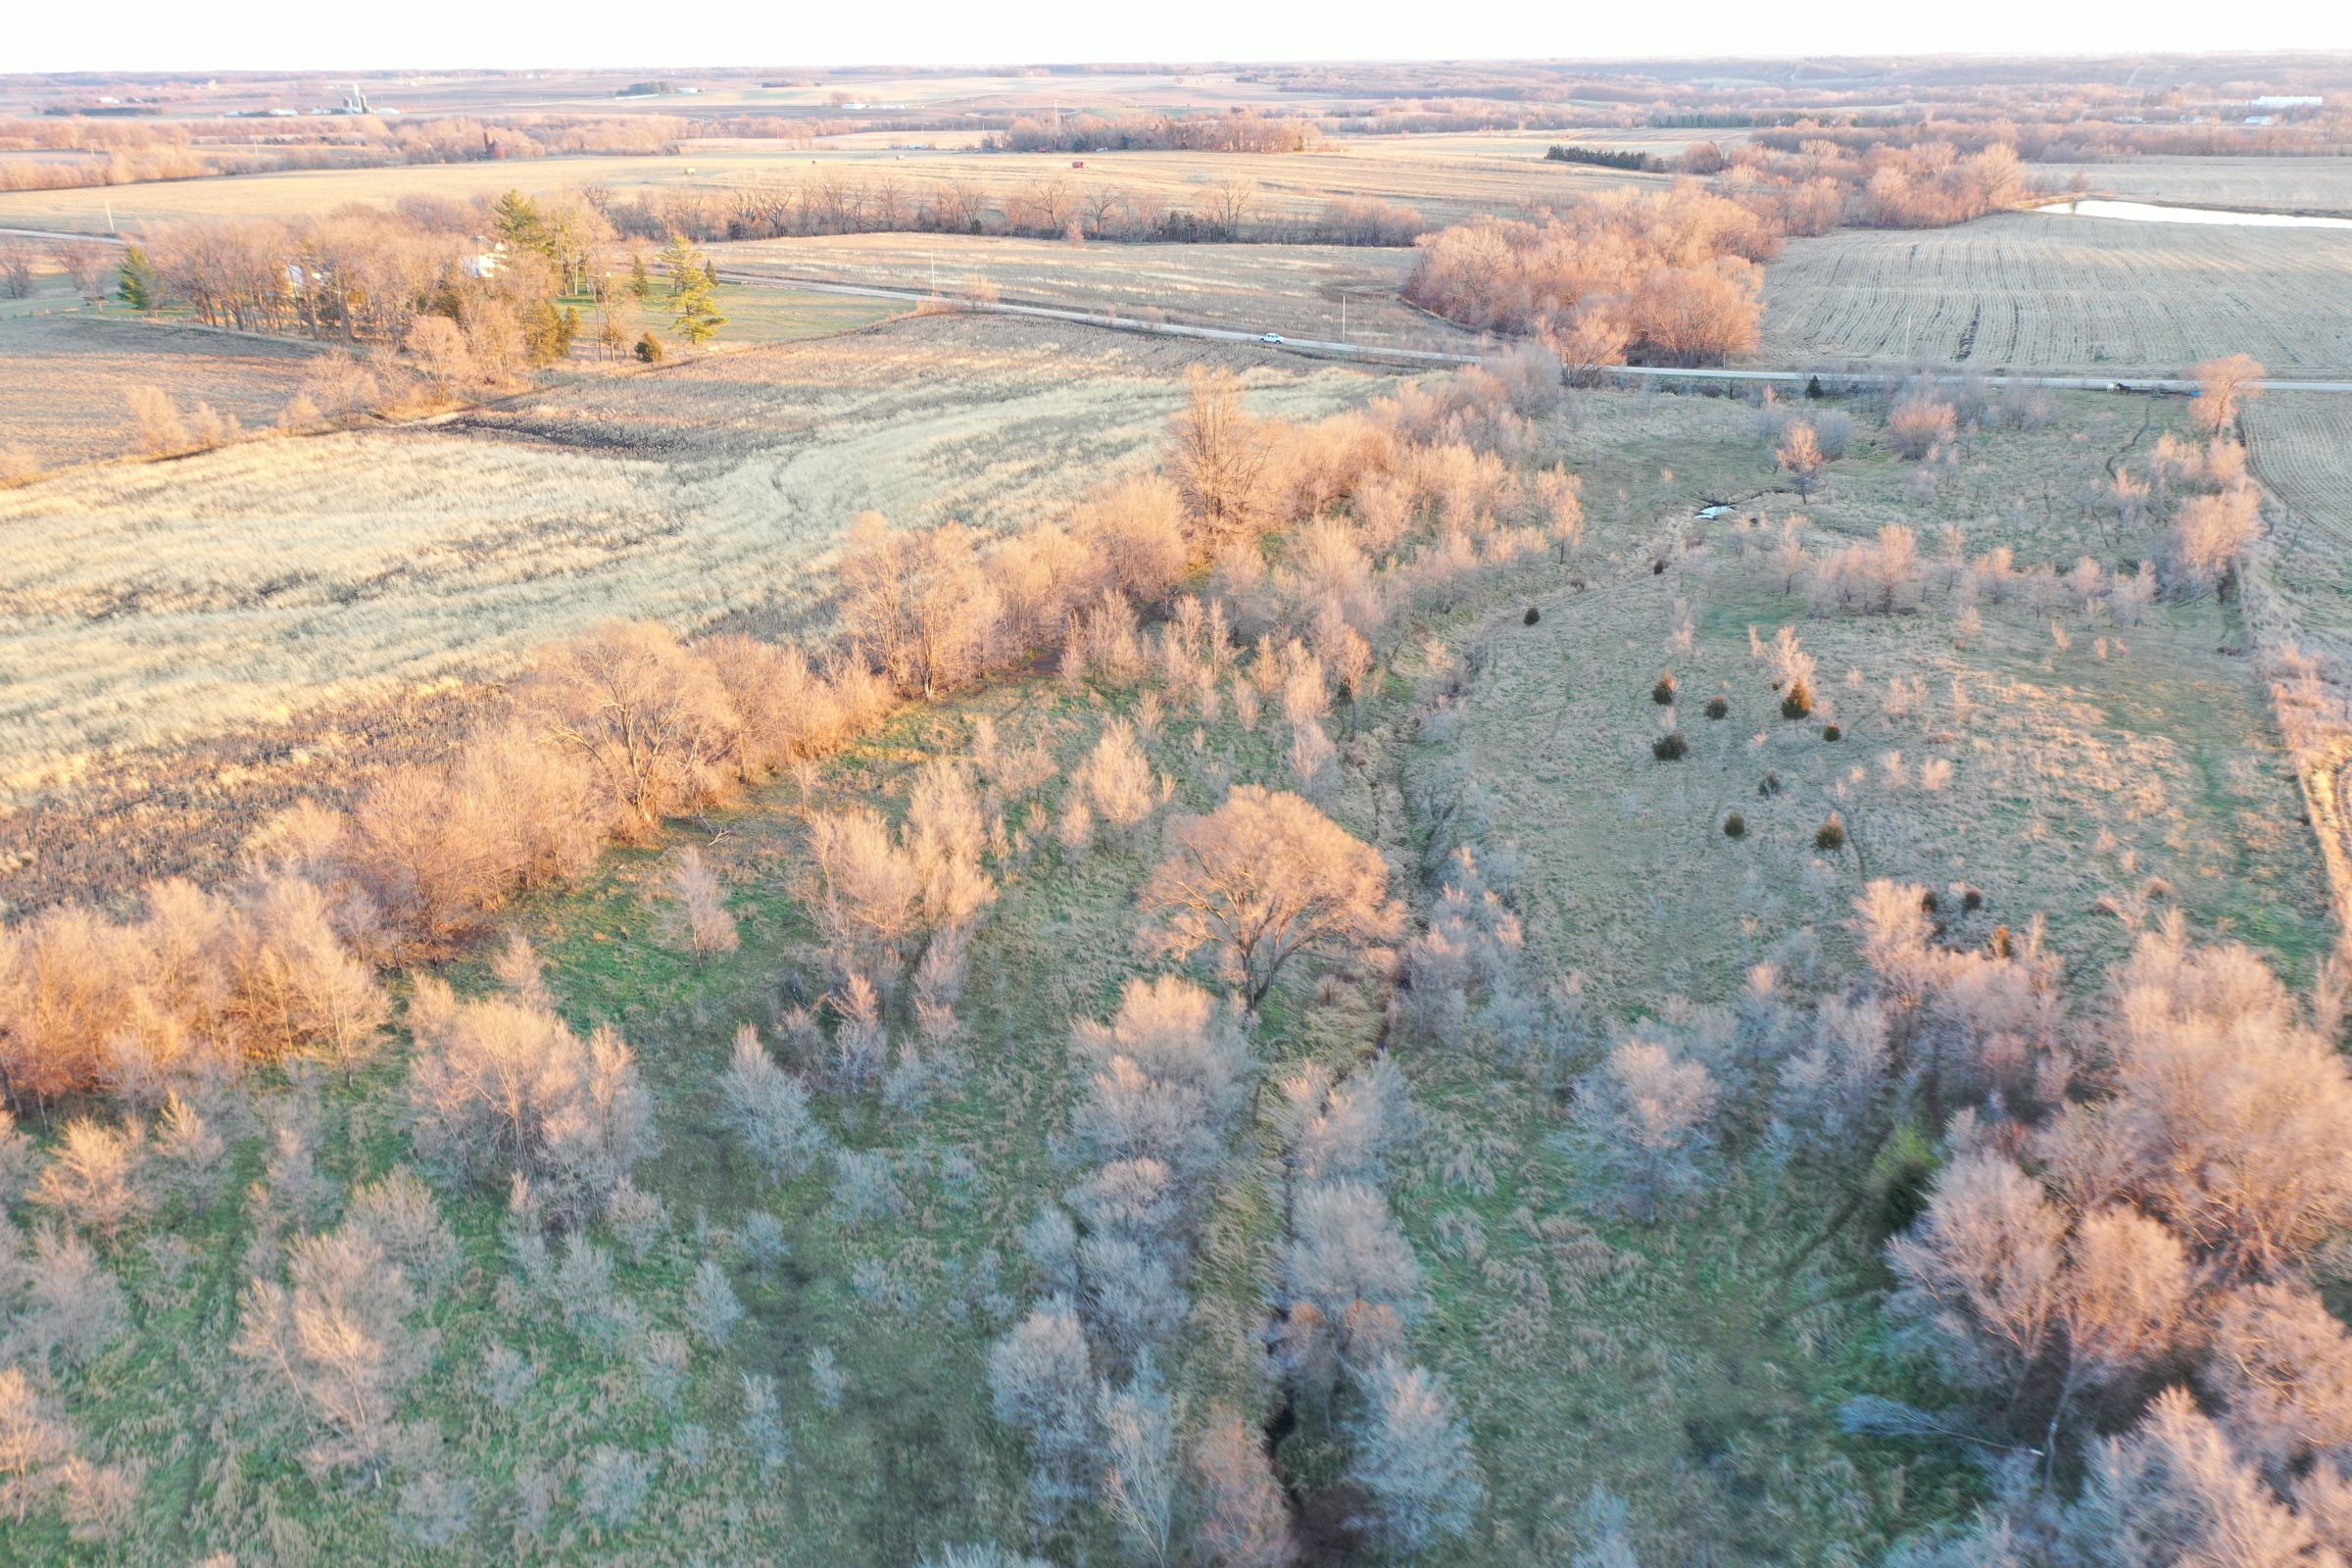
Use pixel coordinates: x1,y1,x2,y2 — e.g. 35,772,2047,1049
1544,144,1658,171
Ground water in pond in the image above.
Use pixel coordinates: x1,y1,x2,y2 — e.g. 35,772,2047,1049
2034,198,2352,231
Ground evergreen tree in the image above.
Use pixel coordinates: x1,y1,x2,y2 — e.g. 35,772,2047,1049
628,252,652,300
675,278,725,345
660,232,700,300
658,235,726,346
494,190,548,257
520,299,565,366
118,245,158,312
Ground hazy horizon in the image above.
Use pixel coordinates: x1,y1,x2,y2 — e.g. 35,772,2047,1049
15,0,2352,75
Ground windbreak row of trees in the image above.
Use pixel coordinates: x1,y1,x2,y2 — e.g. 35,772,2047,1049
606,174,1428,247
982,107,1325,155
0,115,694,192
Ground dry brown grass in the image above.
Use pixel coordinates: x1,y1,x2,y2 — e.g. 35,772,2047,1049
1761,212,2352,375
0,315,330,468
1464,386,2334,1005
710,233,1478,350
0,313,1385,804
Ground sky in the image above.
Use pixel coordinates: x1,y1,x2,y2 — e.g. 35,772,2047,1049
10,0,2352,74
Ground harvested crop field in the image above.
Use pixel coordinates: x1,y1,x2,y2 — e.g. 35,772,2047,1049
1760,211,2352,375
0,313,329,468
0,151,719,233
705,136,1663,227
0,132,1659,237
0,313,1386,789
2031,155,2352,216
710,233,1479,350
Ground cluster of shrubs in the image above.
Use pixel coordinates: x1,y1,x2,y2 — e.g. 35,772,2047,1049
1863,910,2352,1560
1404,186,1779,367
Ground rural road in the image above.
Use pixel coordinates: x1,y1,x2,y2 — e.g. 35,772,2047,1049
10,225,2352,394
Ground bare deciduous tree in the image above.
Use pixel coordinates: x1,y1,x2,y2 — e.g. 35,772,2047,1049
2048,918,2352,1283
1072,975,1251,1197
1100,1359,1184,1566
406,977,655,1224
1139,787,1400,1006
2189,354,2266,437
234,1227,427,1481
1777,421,1828,499
1075,720,1160,839
520,621,737,844
1170,369,1273,545
1193,1407,1296,1566
721,1024,830,1183
1348,1357,1485,1555
987,1296,1097,1524
32,1118,146,1241
838,514,1004,699
662,846,739,959
0,1367,71,1525
1886,388,1958,461
1566,1037,1718,1220
1284,1181,1424,1352
2060,1388,2318,1566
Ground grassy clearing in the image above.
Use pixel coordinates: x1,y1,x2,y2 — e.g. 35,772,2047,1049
702,279,905,342
1381,383,2331,1565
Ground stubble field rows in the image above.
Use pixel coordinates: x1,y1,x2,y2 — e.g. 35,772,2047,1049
0,315,332,467
1760,211,2352,375
2030,154,2352,214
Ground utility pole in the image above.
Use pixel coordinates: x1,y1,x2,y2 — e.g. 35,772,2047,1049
104,199,116,235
